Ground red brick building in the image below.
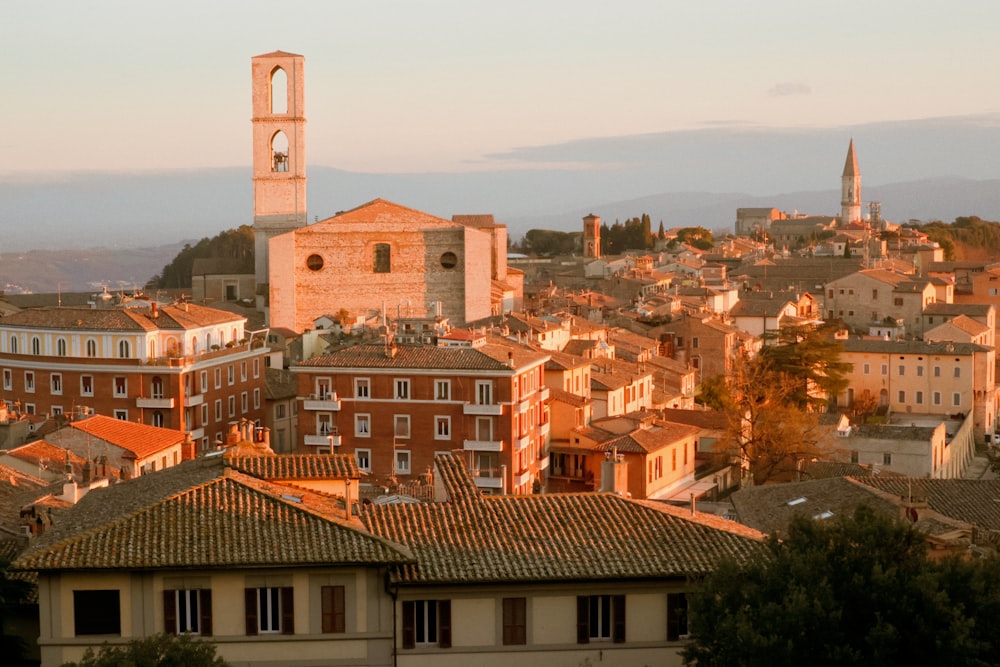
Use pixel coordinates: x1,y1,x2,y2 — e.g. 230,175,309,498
0,302,268,452
292,337,550,495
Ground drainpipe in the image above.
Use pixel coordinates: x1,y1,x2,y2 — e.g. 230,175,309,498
385,571,399,667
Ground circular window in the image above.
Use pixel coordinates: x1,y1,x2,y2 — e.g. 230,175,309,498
306,254,324,271
440,251,458,269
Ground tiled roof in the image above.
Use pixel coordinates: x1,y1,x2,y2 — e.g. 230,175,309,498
547,387,590,407
311,198,458,231
854,477,1000,532
923,302,994,317
264,367,298,400
0,303,243,332
294,341,547,372
12,457,413,572
841,338,986,355
930,314,989,337
5,440,87,471
363,455,764,585
658,408,727,430
227,454,359,480
70,415,186,460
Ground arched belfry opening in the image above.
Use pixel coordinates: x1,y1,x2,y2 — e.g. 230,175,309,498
269,67,287,114
270,130,289,172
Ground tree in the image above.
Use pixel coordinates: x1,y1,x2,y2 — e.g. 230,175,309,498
0,556,33,666
758,323,850,410
60,633,230,667
683,506,1000,667
151,226,255,289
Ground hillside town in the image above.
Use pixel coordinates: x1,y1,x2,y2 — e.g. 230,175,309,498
4,51,1000,666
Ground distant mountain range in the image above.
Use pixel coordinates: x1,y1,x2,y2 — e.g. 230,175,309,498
2,115,1000,292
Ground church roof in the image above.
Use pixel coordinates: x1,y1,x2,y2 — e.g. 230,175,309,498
311,198,461,231
843,138,859,178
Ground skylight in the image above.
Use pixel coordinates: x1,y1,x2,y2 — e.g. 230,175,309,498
786,497,807,506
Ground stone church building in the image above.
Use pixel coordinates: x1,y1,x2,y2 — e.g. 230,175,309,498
251,51,521,332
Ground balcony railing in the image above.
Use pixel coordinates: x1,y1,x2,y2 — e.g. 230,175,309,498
183,393,205,407
136,397,174,409
303,393,342,411
304,434,341,447
463,439,504,452
463,402,503,416
470,467,503,489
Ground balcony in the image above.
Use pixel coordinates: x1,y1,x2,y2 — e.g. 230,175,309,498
184,393,205,407
303,393,342,411
538,387,550,401
463,402,503,416
470,467,504,489
136,397,174,409
188,427,205,440
538,421,550,437
463,439,504,452
537,453,550,470
304,434,342,447
515,434,530,452
514,469,532,487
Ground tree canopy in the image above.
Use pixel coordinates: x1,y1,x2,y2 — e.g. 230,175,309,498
668,226,714,251
600,214,654,254
148,226,255,289
907,215,1000,261
683,506,1000,667
515,229,582,256
60,633,230,667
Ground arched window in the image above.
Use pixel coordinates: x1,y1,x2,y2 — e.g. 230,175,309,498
151,376,164,399
56,338,67,356
149,340,156,359
85,339,97,357
31,337,40,355
270,67,287,114
232,327,239,343
373,243,391,273
152,411,164,428
191,336,199,355
9,336,17,354
206,333,213,350
166,337,179,357
118,340,130,359
271,130,289,172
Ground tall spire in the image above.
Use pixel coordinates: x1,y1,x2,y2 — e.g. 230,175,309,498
840,138,862,225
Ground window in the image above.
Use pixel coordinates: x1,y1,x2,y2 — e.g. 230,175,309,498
254,388,261,409
24,371,34,393
934,366,941,377
355,414,371,437
50,373,62,395
113,409,128,420
354,378,370,398
241,392,248,412
898,365,904,376
692,337,699,349
201,403,209,425
56,338,67,356
395,379,410,400
241,361,247,382
118,339,130,359
872,289,878,299
395,450,411,475
898,390,905,403
113,376,127,397
394,414,410,439
883,452,892,465
317,413,334,436
954,366,961,378
200,371,208,392
667,593,688,641
151,376,164,399
476,417,493,442
402,600,451,649
9,336,17,354
434,416,451,440
215,399,222,421
894,297,903,306
152,411,165,427
435,379,451,400
275,403,286,419
476,381,493,405
214,368,222,389
933,391,942,405
917,366,923,377
1,369,10,390
245,587,293,635
321,585,345,634
863,363,870,375
74,590,121,636
228,396,236,417
881,364,888,376
502,597,526,645
373,243,391,273
164,589,212,636
850,450,859,464
228,365,235,385
916,391,923,404
576,594,625,644
253,358,260,378
953,392,962,406
355,449,371,472
31,336,40,355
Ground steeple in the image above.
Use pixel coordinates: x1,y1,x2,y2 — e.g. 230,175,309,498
840,138,861,225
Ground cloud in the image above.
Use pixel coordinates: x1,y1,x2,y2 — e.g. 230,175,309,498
766,82,811,97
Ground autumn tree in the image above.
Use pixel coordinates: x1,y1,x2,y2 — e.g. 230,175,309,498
683,506,1000,667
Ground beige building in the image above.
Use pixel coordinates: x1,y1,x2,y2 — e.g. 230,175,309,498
824,269,937,335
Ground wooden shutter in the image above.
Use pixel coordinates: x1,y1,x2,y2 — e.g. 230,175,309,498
503,597,526,645
437,600,452,648
199,589,213,637
321,585,346,633
402,601,415,649
163,590,176,635
280,587,295,635
244,588,258,636
667,592,688,641
612,594,626,643
576,596,590,644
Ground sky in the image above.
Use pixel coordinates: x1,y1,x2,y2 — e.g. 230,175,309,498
4,0,1000,175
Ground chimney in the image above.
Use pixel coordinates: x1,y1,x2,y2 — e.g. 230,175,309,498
507,351,514,368
151,301,159,318
182,433,196,461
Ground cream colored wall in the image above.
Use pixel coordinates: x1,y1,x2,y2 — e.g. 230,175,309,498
531,595,576,645
453,598,495,647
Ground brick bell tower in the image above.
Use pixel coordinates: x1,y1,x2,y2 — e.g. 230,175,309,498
251,51,307,310
840,138,861,226
583,213,601,259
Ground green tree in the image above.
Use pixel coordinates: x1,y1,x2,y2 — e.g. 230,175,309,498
669,227,714,251
0,556,34,666
61,633,230,667
758,323,850,410
151,226,255,289
683,506,1000,667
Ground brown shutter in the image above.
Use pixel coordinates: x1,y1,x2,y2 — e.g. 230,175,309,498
503,597,526,645
244,588,258,636
163,590,176,635
333,586,346,633
437,600,451,648
612,595,626,644
402,601,415,649
199,589,213,637
667,592,688,641
576,596,590,644
321,585,346,634
281,586,295,635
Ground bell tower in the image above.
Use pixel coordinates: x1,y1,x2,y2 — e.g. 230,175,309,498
583,213,601,259
840,138,861,225
251,51,307,300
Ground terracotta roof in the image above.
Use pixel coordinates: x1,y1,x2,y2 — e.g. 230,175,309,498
547,387,590,407
841,338,986,355
658,408,727,430
923,302,994,317
265,367,298,400
5,440,87,471
295,340,547,372
0,303,243,332
69,415,187,460
227,454,359,480
854,477,1000,532
363,454,765,585
12,457,413,572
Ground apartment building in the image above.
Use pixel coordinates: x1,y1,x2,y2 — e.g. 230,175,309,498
0,302,268,452
824,269,937,335
292,336,550,495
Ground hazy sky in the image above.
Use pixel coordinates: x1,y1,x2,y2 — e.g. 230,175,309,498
5,1,999,175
